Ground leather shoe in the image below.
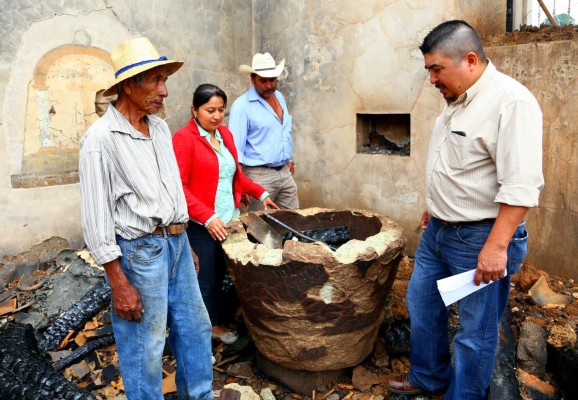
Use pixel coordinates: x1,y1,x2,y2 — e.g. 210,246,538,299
215,388,241,400
387,373,422,395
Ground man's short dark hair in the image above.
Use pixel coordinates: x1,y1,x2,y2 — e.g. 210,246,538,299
419,20,486,65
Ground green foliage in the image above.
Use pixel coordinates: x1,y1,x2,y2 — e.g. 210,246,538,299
543,13,576,25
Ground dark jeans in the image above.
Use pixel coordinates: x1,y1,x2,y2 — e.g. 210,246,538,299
186,222,227,326
407,218,528,399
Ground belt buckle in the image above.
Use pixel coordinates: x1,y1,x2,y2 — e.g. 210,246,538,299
167,224,184,235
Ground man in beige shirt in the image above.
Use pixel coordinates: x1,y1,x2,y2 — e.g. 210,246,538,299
387,21,544,399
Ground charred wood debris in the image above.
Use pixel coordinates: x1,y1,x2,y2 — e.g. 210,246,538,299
0,251,114,400
1,249,578,400
0,249,283,400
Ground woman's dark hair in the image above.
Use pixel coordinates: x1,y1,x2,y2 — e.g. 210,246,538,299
192,83,227,109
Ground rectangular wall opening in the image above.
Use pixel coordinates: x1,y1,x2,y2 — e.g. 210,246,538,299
356,113,410,156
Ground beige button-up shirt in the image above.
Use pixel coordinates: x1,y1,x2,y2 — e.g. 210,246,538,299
79,105,189,265
425,61,544,222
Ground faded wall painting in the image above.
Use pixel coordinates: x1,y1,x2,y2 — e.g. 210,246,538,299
13,45,113,188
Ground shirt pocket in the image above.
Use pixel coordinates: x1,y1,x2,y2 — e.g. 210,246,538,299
445,126,470,170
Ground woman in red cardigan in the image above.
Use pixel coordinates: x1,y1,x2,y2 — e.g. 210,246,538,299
173,84,277,344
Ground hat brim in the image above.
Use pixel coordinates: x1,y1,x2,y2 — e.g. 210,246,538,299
239,58,285,78
102,60,183,97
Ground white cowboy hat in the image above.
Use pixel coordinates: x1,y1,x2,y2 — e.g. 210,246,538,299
239,52,285,78
102,37,183,96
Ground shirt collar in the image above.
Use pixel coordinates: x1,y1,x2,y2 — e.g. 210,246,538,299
462,59,496,106
247,85,278,104
105,103,160,140
247,85,261,102
195,119,222,142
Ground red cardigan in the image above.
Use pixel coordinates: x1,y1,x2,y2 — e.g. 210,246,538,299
172,119,266,225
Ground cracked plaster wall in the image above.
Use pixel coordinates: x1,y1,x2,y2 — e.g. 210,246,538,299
2,0,573,280
487,42,578,280
0,0,253,259
253,0,505,256
254,0,575,279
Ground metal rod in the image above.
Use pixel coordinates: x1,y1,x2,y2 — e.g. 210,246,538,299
261,213,337,251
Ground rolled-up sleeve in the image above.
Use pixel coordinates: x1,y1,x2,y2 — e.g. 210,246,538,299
495,99,544,207
79,144,121,265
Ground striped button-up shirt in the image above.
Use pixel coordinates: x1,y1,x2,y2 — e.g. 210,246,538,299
425,61,544,222
79,105,188,265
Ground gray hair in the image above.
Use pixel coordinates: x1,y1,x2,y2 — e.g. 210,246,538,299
116,71,146,96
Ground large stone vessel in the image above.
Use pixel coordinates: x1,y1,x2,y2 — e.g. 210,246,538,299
222,208,406,371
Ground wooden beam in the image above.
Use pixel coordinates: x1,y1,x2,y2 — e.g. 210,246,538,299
537,0,559,26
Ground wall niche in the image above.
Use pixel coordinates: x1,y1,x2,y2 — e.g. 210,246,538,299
356,113,410,156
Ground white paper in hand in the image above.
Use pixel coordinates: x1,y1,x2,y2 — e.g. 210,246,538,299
437,268,507,307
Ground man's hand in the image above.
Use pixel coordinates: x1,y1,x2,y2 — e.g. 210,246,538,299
287,161,295,175
104,259,144,322
420,210,431,230
191,246,200,274
262,197,279,210
240,193,251,207
474,242,507,285
473,204,528,286
112,283,144,321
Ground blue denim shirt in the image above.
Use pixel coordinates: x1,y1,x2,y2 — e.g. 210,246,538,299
228,86,293,167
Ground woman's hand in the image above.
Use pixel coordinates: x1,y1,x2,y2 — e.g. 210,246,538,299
207,217,228,241
262,197,279,210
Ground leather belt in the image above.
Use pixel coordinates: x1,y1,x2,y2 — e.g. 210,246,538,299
248,165,284,171
435,217,496,228
151,223,187,236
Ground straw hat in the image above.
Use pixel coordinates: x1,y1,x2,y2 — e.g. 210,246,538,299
239,52,285,78
103,37,183,96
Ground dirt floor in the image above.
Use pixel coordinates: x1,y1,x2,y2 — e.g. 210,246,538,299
484,23,578,46
1,250,577,400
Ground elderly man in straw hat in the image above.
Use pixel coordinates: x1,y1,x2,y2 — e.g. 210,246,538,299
79,37,240,400
228,52,299,210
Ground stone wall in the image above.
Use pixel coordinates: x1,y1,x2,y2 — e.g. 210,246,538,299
487,41,578,280
0,0,253,259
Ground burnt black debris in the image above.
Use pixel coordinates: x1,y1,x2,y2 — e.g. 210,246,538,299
53,334,115,372
37,279,111,352
0,322,95,400
286,225,350,246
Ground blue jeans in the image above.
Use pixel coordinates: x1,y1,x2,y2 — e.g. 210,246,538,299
407,218,528,400
186,222,226,326
113,232,213,400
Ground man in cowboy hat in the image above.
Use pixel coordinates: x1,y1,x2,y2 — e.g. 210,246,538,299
228,52,299,210
79,37,239,400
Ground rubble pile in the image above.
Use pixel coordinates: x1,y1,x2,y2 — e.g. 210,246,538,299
0,250,576,400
